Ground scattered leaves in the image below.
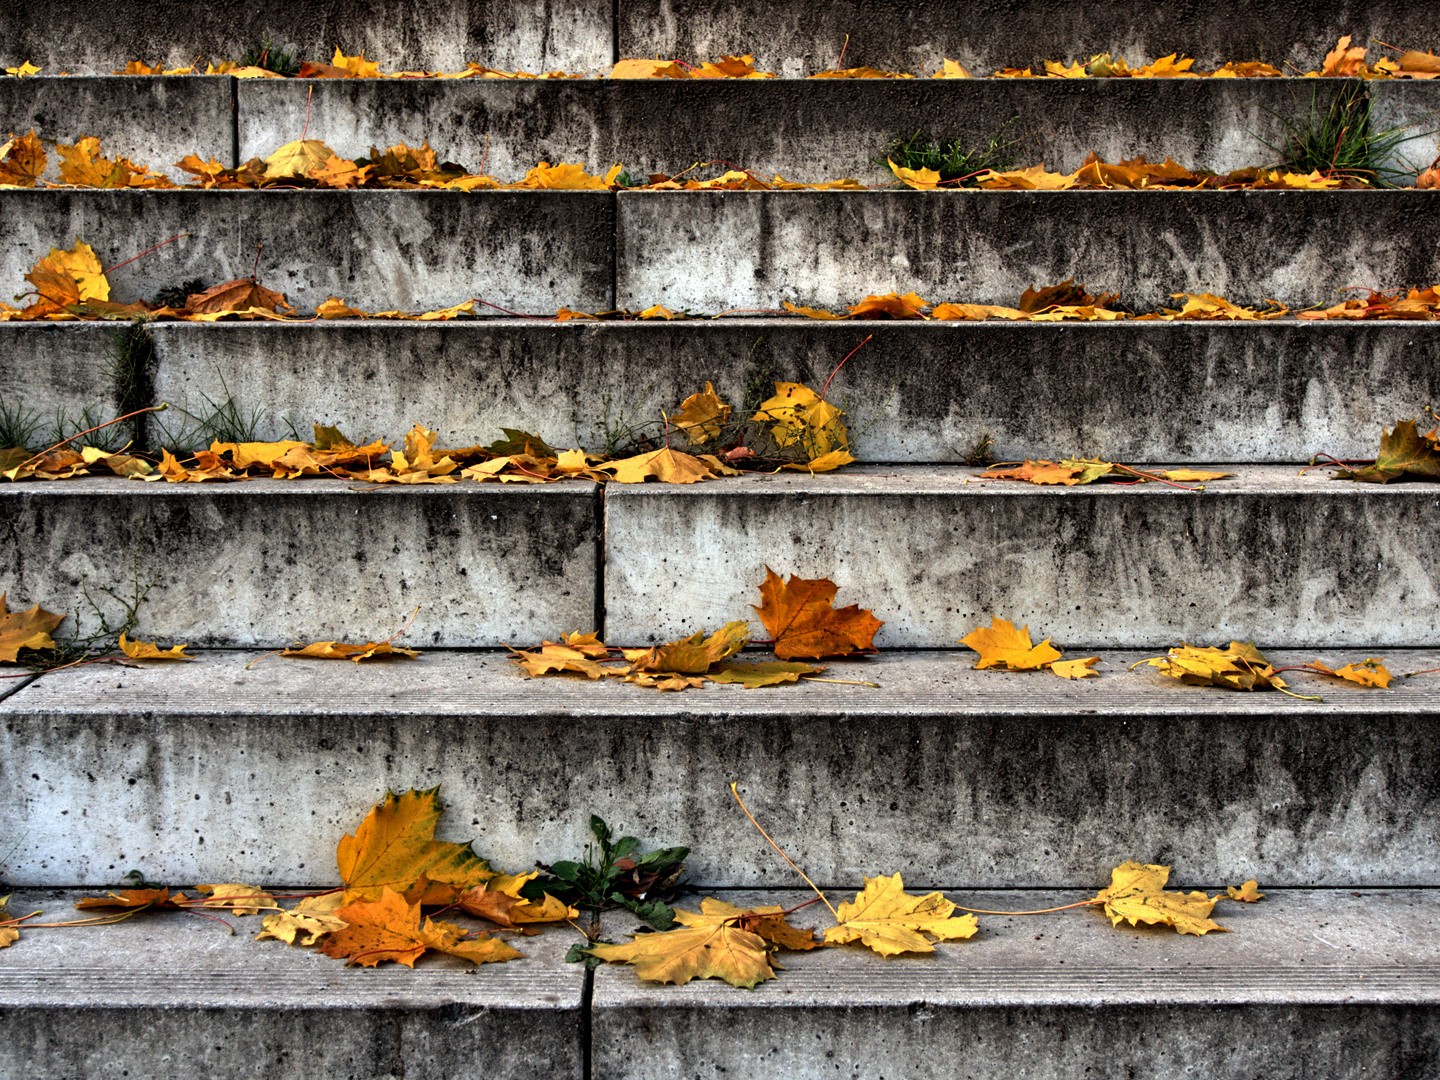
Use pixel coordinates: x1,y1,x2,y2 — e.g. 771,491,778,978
1136,642,1291,692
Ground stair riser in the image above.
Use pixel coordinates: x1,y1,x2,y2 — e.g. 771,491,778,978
0,190,614,313
606,472,1440,648
618,190,1440,311
0,0,611,75
593,1003,1440,1080
5,693,1437,886
8,321,1440,465
1,481,597,646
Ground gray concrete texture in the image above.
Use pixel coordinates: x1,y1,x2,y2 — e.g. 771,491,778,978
618,0,1440,78
3,650,1438,887
1368,80,1440,178
0,0,611,75
238,77,1310,182
604,465,1440,649
0,190,615,313
616,190,1440,312
0,478,597,646
36,319,1435,463
594,889,1440,1079
0,889,583,1080
0,77,233,181
0,324,120,439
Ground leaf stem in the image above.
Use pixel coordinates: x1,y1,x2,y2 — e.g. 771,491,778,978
101,232,192,276
1403,667,1440,677
730,782,838,922
950,898,1103,916
799,676,881,687
819,334,873,402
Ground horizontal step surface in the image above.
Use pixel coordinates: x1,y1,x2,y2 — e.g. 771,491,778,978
0,189,614,312
0,888,583,1080
0,478,597,646
593,887,1440,1080
0,0,611,74
3,649,1438,886
604,465,1440,648
237,76,1317,180
617,189,1440,311
0,76,233,181
6,320,1440,465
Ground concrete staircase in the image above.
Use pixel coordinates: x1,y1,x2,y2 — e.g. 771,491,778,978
3,3,1440,1077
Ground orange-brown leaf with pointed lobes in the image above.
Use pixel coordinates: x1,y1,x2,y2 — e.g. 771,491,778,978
1227,880,1265,903
672,382,732,445
118,633,194,661
628,621,750,676
976,164,1077,189
319,888,523,967
25,241,110,306
961,617,1063,671
183,278,291,316
1093,862,1228,935
1309,657,1392,688
336,788,496,902
846,291,929,319
75,888,186,910
1332,419,1440,483
0,129,46,186
317,297,368,318
56,137,173,188
824,874,978,955
752,567,882,659
0,593,64,662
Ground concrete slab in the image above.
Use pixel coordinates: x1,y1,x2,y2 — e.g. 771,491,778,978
616,190,1440,312
0,76,233,180
0,324,123,446
593,888,1440,1079
0,189,614,313
603,464,1440,648
0,0,611,75
618,0,1440,79
0,477,597,646
0,888,583,1080
2,649,1438,887
23,318,1430,462
239,77,1305,182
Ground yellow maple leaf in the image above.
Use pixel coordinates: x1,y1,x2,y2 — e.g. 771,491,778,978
976,164,1077,190
512,161,615,189
932,59,971,78
1093,861,1228,935
256,891,349,945
0,592,64,662
751,381,850,458
331,47,381,78
118,633,194,661
961,616,1063,671
627,620,750,676
336,788,495,901
603,446,716,483
24,240,110,306
5,62,41,77
1227,880,1265,903
671,382,732,445
263,139,336,180
509,632,616,679
1308,657,1392,688
317,297,368,318
824,873,978,955
609,59,692,79
1050,656,1100,679
888,158,943,189
588,901,780,987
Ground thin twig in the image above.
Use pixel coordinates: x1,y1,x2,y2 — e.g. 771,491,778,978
16,404,168,470
730,783,838,921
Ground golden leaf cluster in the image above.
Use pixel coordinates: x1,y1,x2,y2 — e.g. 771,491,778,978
980,460,1233,486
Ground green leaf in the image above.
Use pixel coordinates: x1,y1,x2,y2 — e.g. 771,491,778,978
565,940,607,967
615,893,679,931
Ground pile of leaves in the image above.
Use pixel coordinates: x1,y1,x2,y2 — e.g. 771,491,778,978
1299,286,1440,321
783,285,1288,322
891,152,1359,190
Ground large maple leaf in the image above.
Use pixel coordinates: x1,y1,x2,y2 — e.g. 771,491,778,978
1332,420,1440,483
0,592,64,662
337,788,495,901
824,874,978,955
961,616,1062,670
1092,862,1228,936
319,887,522,967
752,567,881,659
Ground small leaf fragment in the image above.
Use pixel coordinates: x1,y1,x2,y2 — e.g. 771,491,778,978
118,633,194,661
1227,880,1265,903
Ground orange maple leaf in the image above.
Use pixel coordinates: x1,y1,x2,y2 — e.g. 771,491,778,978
0,592,64,662
752,567,882,659
319,887,522,967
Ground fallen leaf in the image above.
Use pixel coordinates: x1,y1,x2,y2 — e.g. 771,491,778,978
846,291,929,319
588,900,780,987
183,278,291,316
0,129,46,186
509,632,616,679
195,883,279,915
1093,861,1228,935
1227,880,1265,903
782,300,842,319
5,62,41,78
604,446,715,483
824,873,978,955
336,787,496,902
609,59,692,79
263,139,336,180
888,158,943,189
751,382,850,459
961,616,1063,671
319,887,523,967
932,59,971,78
280,639,421,662
672,382,732,445
1332,419,1440,483
752,567,882,659
1137,642,1289,691
627,620,750,675
0,592,64,662
1050,656,1101,679
118,632,194,661
317,297,368,318
256,891,349,945
24,240,110,306
677,898,822,950
1308,658,1392,688
74,888,187,910
709,661,822,687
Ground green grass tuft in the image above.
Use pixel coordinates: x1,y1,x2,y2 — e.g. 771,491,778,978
877,123,1022,186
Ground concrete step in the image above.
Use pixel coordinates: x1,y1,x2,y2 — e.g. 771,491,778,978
619,0,1440,78
236,76,1336,181
593,887,1440,1080
604,464,1440,649
616,189,1440,312
8,319,1440,465
0,888,584,1080
1,478,598,647
0,189,614,313
3,649,1437,887
0,0,611,75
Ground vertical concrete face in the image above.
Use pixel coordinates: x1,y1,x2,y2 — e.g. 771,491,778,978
0,189,615,312
618,0,1440,77
0,324,126,440
0,76,234,179
1368,81,1440,180
616,190,1440,312
0,0,612,74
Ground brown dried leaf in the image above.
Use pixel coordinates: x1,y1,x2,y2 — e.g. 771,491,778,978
752,567,881,659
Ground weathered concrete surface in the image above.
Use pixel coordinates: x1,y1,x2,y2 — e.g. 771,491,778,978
3,649,1438,887
0,0,611,74
0,324,123,443
604,465,1440,648
0,77,233,180
0,190,614,313
619,0,1440,78
0,889,583,1080
1369,81,1440,180
0,478,597,646
239,77,1304,182
594,889,1440,1080
616,190,1440,311
29,318,1432,462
